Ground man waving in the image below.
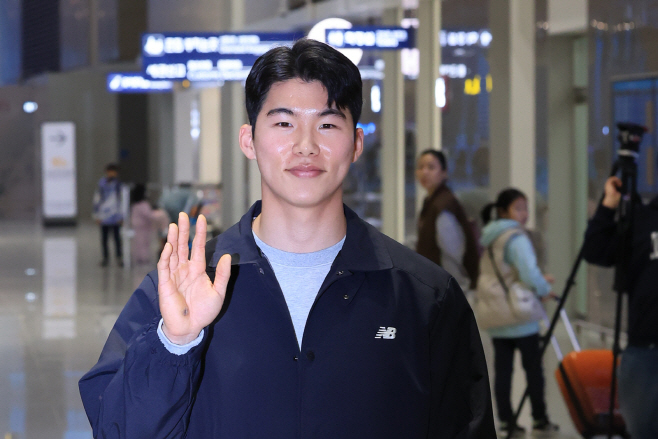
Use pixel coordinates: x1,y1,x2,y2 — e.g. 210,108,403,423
79,39,495,439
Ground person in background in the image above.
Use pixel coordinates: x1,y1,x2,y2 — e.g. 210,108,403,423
92,163,123,267
416,149,480,291
130,184,169,265
479,188,559,437
582,176,658,439
160,182,199,224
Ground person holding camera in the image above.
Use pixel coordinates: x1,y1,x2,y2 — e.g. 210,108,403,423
477,188,559,437
582,176,658,439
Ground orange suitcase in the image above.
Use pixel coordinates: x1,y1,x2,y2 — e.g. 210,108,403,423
555,349,628,438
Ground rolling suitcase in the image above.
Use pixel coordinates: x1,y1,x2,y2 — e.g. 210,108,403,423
547,310,629,438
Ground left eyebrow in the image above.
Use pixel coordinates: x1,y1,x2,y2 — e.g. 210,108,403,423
319,108,346,119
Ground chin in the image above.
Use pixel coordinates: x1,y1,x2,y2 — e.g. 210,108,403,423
286,190,342,209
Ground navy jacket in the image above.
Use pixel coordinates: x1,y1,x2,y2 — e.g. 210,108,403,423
583,198,658,347
79,202,495,438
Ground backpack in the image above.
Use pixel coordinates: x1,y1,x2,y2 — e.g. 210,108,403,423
473,229,544,330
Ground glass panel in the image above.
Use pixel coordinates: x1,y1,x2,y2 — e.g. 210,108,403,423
60,0,91,70
0,0,21,85
98,0,119,63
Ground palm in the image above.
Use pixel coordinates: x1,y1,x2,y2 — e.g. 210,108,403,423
157,213,232,345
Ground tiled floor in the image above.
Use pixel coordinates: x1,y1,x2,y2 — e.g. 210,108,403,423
0,220,622,438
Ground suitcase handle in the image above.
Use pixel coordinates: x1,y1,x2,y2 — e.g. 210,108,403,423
540,303,581,362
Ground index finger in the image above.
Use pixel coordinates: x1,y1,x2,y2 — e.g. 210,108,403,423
190,214,208,264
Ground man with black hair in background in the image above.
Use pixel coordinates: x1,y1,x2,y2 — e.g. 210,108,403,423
80,39,495,439
93,163,123,267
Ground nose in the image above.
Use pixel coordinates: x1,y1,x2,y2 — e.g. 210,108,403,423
292,129,320,157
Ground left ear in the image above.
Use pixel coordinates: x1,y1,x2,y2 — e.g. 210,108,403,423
239,124,256,160
352,127,365,163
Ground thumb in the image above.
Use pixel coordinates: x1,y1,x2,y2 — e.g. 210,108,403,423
213,253,232,296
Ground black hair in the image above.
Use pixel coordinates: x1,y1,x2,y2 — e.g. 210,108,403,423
245,38,363,136
131,184,146,204
105,163,119,173
480,187,527,224
418,149,447,171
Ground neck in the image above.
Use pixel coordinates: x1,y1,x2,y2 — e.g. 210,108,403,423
428,181,446,195
253,195,347,253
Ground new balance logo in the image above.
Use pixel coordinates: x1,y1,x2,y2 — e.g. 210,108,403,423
651,232,658,260
375,327,397,339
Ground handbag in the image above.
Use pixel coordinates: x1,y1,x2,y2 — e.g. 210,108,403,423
488,245,544,323
474,232,544,330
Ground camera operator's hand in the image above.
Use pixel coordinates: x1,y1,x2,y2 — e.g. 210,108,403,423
602,176,622,209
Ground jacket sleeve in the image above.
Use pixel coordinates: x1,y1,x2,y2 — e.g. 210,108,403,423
79,272,207,438
505,234,551,297
582,205,618,267
428,277,496,438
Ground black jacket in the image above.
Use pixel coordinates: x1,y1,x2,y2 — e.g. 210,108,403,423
582,198,658,346
79,201,495,438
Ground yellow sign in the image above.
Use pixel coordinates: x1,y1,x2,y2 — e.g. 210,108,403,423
51,157,68,167
464,74,492,95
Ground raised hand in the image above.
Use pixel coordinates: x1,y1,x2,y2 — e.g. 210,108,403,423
157,213,232,345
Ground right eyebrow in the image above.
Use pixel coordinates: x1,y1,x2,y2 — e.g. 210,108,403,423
266,108,294,117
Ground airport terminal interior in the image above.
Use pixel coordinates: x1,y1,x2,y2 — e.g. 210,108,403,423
1,0,657,437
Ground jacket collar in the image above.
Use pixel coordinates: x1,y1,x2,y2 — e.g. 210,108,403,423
428,181,450,200
210,201,393,272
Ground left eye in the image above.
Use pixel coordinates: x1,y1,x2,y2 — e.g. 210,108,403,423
320,124,335,129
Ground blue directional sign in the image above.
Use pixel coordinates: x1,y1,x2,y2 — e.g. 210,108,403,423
107,73,173,93
325,27,415,50
142,32,304,81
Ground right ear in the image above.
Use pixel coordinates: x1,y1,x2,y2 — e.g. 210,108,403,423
239,124,256,160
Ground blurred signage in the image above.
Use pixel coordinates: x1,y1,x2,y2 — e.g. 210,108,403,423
440,30,491,47
41,122,77,221
107,73,173,92
141,32,303,81
325,27,414,50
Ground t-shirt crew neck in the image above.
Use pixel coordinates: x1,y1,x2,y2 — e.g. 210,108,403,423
252,232,345,348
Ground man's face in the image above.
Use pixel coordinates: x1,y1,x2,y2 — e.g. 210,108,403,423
239,79,364,209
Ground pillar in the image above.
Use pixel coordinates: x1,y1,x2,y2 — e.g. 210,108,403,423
381,7,405,242
489,0,536,227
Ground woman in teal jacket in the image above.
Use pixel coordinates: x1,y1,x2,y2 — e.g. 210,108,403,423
480,188,558,437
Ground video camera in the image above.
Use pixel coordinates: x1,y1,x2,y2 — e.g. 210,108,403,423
617,122,646,157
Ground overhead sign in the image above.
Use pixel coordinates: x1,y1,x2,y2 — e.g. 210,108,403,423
41,122,77,221
440,30,491,48
309,17,363,66
325,27,415,50
142,32,303,81
107,73,173,93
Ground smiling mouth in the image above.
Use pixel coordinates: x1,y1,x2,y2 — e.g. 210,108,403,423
287,165,324,178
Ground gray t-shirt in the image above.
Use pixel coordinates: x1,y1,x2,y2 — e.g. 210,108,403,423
435,211,469,290
253,232,345,348
157,232,345,354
